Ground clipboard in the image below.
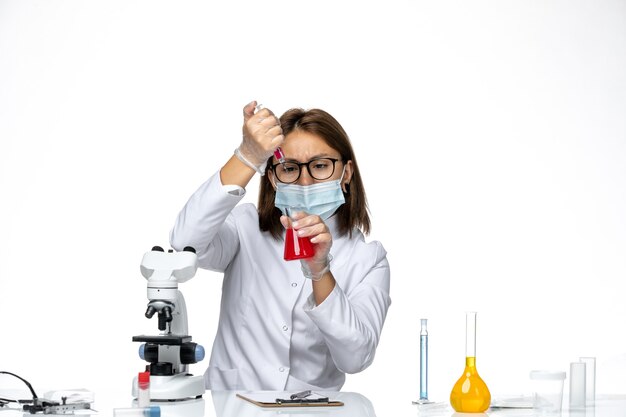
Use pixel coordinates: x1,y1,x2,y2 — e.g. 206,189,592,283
236,392,344,408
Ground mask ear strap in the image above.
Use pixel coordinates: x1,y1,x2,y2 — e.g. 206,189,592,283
339,165,350,192
339,165,347,181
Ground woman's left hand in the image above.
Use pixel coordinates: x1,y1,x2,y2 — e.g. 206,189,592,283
280,210,332,272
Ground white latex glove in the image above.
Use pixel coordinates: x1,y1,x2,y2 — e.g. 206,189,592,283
236,101,284,174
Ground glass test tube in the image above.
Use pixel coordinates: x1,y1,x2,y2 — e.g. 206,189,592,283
580,357,596,406
419,319,428,401
569,361,586,409
137,371,150,408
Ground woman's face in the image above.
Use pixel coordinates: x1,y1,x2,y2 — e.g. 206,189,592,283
269,130,353,190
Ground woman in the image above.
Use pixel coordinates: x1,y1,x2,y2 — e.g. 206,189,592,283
170,101,391,391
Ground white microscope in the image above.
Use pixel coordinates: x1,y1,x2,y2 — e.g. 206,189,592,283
132,246,206,401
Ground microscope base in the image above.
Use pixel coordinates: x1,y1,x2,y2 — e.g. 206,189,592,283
132,373,205,401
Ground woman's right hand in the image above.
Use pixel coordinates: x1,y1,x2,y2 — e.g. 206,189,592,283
239,101,284,167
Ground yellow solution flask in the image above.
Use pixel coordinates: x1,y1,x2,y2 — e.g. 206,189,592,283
450,311,491,412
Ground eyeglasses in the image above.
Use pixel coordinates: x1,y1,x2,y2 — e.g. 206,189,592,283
271,158,342,184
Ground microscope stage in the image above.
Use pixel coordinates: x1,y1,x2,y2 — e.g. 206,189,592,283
132,335,192,345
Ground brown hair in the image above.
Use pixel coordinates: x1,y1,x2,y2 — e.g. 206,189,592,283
258,108,371,240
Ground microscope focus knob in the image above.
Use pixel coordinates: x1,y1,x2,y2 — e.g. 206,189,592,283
150,362,174,376
180,342,205,364
138,343,159,363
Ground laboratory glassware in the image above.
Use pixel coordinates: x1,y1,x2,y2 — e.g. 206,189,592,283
113,406,160,417
137,371,150,407
450,311,491,412
420,318,429,401
274,148,286,165
580,356,596,406
570,361,586,409
530,370,565,412
283,207,315,261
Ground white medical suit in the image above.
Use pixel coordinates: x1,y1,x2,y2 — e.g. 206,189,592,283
169,171,391,391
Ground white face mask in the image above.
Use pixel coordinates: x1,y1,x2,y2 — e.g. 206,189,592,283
274,168,346,220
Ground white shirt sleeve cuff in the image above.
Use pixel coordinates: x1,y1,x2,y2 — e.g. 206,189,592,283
222,183,245,197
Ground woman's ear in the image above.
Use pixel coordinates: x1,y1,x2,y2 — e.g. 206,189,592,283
342,160,353,193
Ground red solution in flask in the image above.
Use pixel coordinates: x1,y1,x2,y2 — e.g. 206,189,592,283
284,227,315,260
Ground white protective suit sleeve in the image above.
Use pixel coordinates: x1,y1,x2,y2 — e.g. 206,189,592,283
303,241,391,374
169,171,245,271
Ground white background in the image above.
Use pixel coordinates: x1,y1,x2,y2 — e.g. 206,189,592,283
1,0,625,412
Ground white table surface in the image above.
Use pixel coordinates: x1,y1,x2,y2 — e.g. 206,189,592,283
1,391,624,416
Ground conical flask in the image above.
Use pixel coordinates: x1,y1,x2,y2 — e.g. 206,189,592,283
450,311,491,412
283,207,315,261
